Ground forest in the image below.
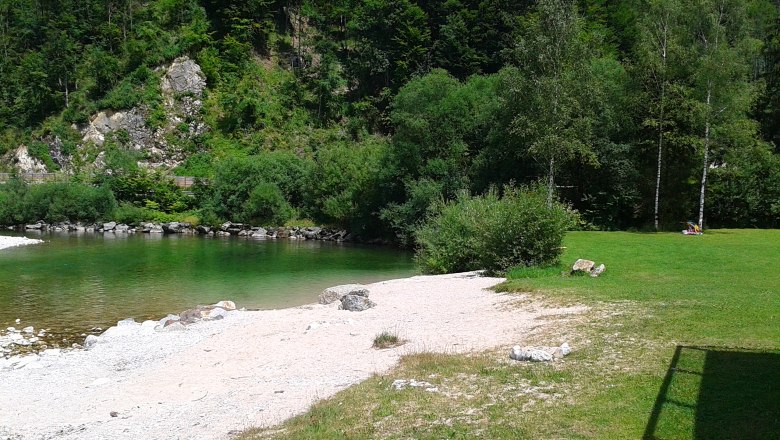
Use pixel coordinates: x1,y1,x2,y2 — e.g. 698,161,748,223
1,0,779,240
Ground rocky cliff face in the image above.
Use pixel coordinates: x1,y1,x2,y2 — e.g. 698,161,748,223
6,56,208,174
80,56,209,170
11,146,47,173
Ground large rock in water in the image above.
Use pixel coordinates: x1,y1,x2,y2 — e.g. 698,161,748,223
340,294,376,312
162,222,189,234
319,284,369,305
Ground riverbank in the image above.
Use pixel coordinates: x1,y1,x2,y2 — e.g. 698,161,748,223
10,220,381,244
0,272,584,440
0,235,43,250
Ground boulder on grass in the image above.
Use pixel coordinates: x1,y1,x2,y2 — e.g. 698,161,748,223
509,343,572,362
571,259,595,274
590,264,606,277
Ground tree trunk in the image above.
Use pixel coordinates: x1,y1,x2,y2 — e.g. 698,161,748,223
654,17,669,231
698,86,712,229
547,156,555,208
654,83,664,230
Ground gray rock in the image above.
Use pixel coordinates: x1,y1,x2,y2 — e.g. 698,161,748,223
84,335,100,349
208,307,228,320
196,225,211,234
590,264,606,277
319,284,369,305
509,346,554,362
571,259,595,274
13,146,48,173
116,318,138,327
510,343,571,362
160,57,206,97
160,321,186,332
302,227,322,239
115,224,129,233
103,222,117,231
340,294,376,312
158,314,180,327
212,300,236,311
162,222,184,233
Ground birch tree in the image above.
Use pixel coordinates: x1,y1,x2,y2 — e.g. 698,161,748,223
686,0,761,228
638,0,683,230
503,0,596,207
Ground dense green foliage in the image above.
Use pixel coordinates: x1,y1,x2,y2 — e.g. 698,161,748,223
1,0,779,236
0,179,116,224
415,187,573,274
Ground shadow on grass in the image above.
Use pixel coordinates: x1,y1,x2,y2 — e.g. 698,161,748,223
644,346,780,440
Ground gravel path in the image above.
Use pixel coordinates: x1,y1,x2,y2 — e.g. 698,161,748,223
0,272,584,439
0,236,43,251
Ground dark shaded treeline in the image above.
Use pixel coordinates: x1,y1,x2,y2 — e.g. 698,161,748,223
0,0,779,239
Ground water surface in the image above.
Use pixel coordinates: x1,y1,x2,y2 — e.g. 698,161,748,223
0,232,414,347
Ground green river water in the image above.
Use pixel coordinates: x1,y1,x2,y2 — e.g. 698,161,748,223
0,232,414,348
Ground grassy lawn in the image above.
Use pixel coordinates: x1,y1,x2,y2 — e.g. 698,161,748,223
239,230,780,439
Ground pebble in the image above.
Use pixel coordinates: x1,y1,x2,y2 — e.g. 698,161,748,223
90,378,110,387
22,326,34,334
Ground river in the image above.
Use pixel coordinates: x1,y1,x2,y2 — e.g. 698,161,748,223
0,232,414,349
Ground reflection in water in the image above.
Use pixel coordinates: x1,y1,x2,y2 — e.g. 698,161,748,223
1,232,414,348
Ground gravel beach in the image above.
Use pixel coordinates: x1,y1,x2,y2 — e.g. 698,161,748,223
0,272,585,439
0,236,43,251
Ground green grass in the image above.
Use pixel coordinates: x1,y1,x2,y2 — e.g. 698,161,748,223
239,230,780,439
372,331,404,349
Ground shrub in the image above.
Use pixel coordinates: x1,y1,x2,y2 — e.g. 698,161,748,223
242,182,294,225
0,177,28,225
19,182,116,224
205,153,312,221
305,138,386,232
415,186,573,274
113,202,154,225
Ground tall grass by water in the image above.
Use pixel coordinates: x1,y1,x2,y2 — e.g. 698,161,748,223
240,229,779,439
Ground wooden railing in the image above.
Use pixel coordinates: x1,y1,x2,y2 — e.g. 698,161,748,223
0,173,204,189
0,172,59,183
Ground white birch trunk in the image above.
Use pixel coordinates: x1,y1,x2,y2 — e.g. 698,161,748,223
654,20,668,231
547,156,555,208
698,86,712,228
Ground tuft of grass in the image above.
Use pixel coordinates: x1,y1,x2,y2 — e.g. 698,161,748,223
238,230,780,440
372,331,404,349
